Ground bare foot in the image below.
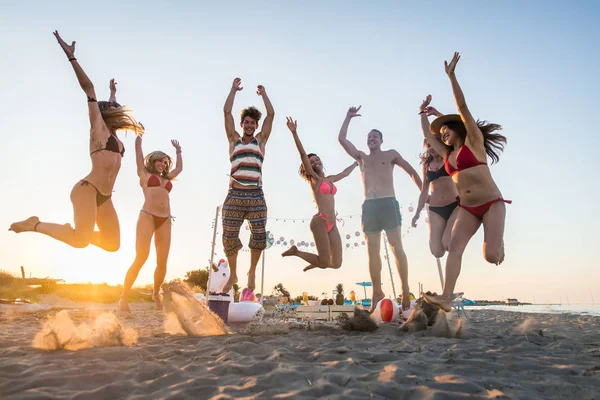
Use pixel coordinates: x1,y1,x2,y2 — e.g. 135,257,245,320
369,291,385,313
118,297,131,312
247,271,256,292
303,264,318,272
152,293,163,310
281,245,298,257
221,275,237,293
9,216,39,233
422,292,452,312
401,289,412,311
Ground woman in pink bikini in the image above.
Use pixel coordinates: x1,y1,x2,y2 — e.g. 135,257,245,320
422,52,509,312
281,117,358,271
119,136,183,311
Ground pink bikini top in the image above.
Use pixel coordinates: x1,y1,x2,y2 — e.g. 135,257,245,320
317,179,337,195
148,174,173,192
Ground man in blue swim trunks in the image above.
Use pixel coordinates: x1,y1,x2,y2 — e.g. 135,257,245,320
338,106,422,312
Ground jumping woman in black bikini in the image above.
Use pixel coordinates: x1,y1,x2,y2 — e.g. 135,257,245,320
9,31,143,251
119,136,183,311
412,96,459,258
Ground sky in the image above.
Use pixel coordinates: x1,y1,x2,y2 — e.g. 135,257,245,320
1,0,599,304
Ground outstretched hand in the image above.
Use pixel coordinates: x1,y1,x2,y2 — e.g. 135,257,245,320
285,117,297,133
426,106,442,117
232,77,243,91
171,139,182,152
256,85,266,96
53,30,75,59
445,52,460,76
346,106,362,119
419,95,432,112
110,78,117,94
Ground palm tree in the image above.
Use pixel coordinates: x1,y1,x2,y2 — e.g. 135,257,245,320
335,283,344,305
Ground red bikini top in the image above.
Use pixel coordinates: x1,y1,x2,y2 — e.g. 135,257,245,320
444,145,487,176
147,174,173,192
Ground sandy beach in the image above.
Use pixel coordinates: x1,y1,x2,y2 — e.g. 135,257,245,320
1,299,599,399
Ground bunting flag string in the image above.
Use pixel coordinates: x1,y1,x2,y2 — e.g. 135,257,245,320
212,200,425,253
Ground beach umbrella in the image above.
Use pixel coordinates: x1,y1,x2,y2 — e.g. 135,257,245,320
355,281,372,300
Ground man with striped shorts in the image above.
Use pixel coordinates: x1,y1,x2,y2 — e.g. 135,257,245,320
221,77,274,294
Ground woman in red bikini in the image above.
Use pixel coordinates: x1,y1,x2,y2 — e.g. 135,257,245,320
422,52,509,312
119,136,183,311
9,31,143,250
412,95,459,258
281,117,358,271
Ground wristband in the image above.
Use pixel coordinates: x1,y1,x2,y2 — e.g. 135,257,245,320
69,57,77,62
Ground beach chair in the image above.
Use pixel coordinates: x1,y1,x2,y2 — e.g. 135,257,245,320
452,292,469,319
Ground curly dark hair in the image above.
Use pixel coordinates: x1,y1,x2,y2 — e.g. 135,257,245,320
443,120,507,164
299,153,317,182
240,106,262,123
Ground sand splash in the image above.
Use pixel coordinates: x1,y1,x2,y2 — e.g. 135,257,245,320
32,310,137,351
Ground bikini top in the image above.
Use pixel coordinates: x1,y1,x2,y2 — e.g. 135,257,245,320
426,165,449,182
147,174,173,192
90,134,124,157
317,179,337,195
444,145,487,176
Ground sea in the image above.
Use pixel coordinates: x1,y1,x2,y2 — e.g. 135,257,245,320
466,304,600,317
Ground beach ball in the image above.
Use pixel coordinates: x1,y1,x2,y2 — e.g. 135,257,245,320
371,298,399,324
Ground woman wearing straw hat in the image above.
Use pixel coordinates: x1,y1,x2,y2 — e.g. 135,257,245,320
412,96,459,258
421,52,509,312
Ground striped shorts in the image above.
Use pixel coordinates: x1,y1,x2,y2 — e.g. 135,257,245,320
222,187,268,256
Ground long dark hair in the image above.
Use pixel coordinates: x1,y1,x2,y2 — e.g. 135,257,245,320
419,139,434,165
444,120,507,164
299,153,317,182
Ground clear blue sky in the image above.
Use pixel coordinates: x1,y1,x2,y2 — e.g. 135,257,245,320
1,0,599,304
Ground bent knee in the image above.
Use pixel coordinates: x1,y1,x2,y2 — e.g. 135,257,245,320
71,233,92,249
105,241,120,252
430,243,445,258
331,260,342,269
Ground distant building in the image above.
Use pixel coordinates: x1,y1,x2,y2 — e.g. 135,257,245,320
505,298,519,305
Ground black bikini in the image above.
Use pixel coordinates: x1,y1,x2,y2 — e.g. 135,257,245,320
426,165,458,222
81,97,122,205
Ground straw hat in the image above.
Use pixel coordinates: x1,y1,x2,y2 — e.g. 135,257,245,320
429,114,463,136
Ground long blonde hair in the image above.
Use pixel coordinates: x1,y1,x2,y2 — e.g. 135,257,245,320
100,106,144,136
144,151,172,179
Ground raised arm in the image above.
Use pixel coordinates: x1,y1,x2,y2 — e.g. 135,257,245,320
411,164,430,228
53,30,103,132
392,151,423,191
338,106,363,161
328,161,359,183
167,140,183,180
286,117,317,181
135,136,145,176
224,78,242,143
108,79,117,103
445,52,482,144
419,95,448,156
256,85,275,145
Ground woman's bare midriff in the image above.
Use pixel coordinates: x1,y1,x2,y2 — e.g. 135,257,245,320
429,177,458,207
83,152,122,196
142,188,171,216
312,190,336,224
453,166,502,206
